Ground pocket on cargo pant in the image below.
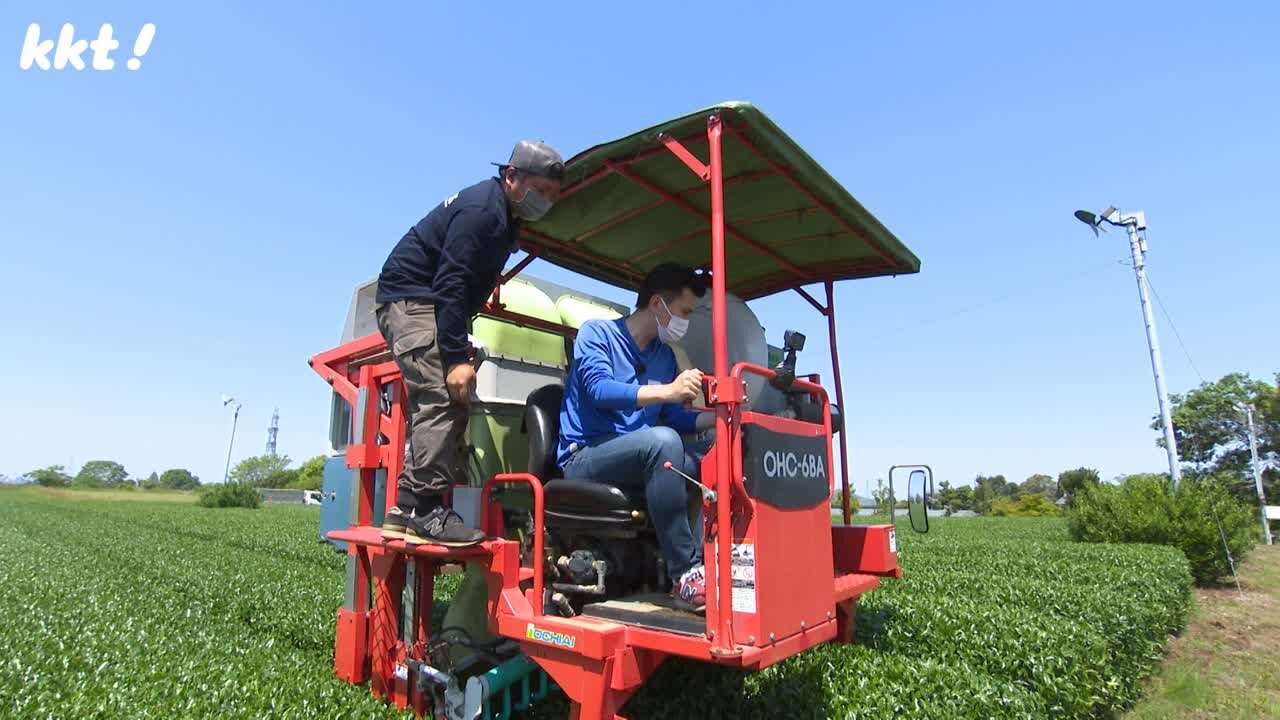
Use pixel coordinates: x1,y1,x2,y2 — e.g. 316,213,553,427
393,328,436,358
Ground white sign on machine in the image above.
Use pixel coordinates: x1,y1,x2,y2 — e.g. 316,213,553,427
730,539,756,614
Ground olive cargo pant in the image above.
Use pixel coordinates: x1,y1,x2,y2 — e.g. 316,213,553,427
375,300,469,501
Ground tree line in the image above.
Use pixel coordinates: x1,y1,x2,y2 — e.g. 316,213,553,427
876,369,1279,518
23,462,201,491
1159,371,1278,504
223,454,327,491
932,469,1093,516
20,454,330,493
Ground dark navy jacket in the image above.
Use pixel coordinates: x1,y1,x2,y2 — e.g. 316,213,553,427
377,178,520,367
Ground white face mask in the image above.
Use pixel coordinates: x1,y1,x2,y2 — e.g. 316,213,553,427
656,296,689,345
512,186,553,221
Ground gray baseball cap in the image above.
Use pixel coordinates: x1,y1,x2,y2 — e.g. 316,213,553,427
496,140,565,180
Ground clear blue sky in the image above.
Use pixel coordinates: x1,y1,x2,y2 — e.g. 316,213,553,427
3,2,1276,495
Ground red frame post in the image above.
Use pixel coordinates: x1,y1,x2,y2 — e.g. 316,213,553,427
411,556,434,716
825,281,852,525
705,113,739,656
500,249,540,285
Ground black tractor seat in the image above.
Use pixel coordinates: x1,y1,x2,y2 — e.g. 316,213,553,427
543,479,645,527
523,384,647,529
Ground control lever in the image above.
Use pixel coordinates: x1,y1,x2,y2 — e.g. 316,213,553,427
683,375,715,412
466,335,489,404
663,461,717,503
468,334,489,371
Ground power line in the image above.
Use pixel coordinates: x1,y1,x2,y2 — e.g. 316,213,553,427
860,258,1127,344
1143,271,1206,385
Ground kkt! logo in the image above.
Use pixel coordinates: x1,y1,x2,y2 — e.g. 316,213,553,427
19,23,155,71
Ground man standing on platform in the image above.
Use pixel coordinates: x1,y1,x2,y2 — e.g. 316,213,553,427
375,140,565,546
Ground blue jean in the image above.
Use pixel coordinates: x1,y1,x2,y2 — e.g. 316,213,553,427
561,426,708,581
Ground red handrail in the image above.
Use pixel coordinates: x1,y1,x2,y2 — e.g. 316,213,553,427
730,359,836,500
480,472,545,616
730,361,830,406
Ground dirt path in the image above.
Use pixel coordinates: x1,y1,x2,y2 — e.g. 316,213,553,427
1127,544,1280,720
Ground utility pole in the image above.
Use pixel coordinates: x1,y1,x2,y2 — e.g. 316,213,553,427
1075,207,1181,489
1243,404,1273,545
1122,215,1181,490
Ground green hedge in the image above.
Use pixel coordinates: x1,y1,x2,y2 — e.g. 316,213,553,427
1067,473,1256,585
196,481,261,509
990,492,1063,517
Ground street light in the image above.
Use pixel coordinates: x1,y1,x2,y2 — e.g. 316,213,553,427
221,394,242,483
1074,206,1182,489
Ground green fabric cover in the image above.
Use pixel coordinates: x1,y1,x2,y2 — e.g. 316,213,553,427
442,564,499,665
555,295,623,329
467,402,528,486
525,101,920,299
473,279,565,365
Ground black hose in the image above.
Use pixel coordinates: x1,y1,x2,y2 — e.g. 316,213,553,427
438,625,507,651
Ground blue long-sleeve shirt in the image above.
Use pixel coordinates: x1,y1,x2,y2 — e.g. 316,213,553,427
557,318,699,467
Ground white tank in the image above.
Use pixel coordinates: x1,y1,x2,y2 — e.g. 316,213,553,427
680,292,784,414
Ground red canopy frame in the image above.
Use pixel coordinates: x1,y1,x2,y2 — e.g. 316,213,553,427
509,113,858,530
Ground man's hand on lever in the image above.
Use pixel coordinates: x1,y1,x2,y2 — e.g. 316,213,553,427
636,367,716,431
635,368,704,407
668,368,703,404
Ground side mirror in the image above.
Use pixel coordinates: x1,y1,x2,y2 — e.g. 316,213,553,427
907,469,930,534
889,464,933,534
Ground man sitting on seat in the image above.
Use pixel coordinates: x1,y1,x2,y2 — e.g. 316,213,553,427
558,264,717,612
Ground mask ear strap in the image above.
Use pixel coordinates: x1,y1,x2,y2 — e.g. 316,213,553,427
508,169,530,203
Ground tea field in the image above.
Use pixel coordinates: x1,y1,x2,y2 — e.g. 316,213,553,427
0,488,1192,719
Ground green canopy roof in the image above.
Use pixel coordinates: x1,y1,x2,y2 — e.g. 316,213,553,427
522,101,919,300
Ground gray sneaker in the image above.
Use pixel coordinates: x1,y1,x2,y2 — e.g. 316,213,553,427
404,507,485,547
381,508,413,540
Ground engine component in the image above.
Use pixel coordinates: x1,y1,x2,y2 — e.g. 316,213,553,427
552,553,608,596
562,550,599,585
550,592,575,617
683,292,784,413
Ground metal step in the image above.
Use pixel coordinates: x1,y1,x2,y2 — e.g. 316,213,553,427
580,592,705,635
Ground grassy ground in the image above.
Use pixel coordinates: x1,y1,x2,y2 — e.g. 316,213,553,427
1126,544,1280,720
26,486,197,503
0,486,1194,719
